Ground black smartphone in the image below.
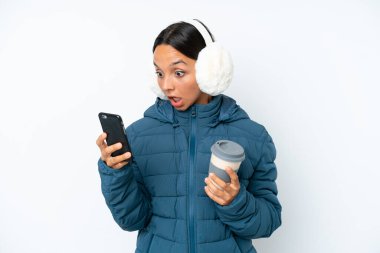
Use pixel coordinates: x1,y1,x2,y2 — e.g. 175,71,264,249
98,112,132,162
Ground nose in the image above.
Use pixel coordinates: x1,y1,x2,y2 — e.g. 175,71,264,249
160,76,174,91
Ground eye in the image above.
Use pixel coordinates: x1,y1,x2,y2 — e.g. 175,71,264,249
155,71,163,78
175,71,185,77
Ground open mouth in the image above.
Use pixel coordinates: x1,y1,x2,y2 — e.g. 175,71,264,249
168,96,183,107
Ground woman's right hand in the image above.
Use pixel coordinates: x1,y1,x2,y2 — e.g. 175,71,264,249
96,132,132,169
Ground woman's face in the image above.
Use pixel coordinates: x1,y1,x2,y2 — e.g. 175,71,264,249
153,44,211,111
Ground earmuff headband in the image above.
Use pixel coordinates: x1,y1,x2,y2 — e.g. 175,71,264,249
184,19,214,46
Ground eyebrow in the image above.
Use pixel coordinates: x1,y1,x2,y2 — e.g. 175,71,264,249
154,60,187,68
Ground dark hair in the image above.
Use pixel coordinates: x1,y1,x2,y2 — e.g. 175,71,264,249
152,19,215,60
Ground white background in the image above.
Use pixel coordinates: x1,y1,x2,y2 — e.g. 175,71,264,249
1,0,379,252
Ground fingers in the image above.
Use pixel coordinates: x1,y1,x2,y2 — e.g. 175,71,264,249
104,142,122,155
205,173,231,200
225,167,240,187
204,185,228,205
96,132,131,170
209,173,228,190
204,168,240,206
96,133,124,159
106,152,131,168
205,175,229,199
111,161,129,170
96,132,107,149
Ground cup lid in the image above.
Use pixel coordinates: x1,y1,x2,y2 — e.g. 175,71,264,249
211,140,245,162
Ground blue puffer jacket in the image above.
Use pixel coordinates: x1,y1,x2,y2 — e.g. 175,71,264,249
98,94,281,253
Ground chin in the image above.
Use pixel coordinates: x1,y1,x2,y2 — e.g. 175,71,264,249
175,103,190,111
175,106,187,111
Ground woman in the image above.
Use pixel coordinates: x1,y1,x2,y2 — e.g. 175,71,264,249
96,19,281,253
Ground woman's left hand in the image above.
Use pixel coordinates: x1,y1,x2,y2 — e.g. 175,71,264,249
204,167,240,206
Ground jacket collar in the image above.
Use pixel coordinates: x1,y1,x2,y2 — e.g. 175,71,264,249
144,94,249,128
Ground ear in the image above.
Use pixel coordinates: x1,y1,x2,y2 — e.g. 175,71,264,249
195,42,233,96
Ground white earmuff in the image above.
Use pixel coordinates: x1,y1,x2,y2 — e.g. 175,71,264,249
151,19,233,99
186,19,233,96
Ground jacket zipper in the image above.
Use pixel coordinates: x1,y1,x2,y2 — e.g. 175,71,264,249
188,107,197,253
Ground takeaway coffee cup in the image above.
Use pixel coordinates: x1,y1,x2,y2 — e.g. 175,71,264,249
209,140,245,183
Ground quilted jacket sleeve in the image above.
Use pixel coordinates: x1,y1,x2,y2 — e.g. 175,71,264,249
214,129,282,239
98,126,152,232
